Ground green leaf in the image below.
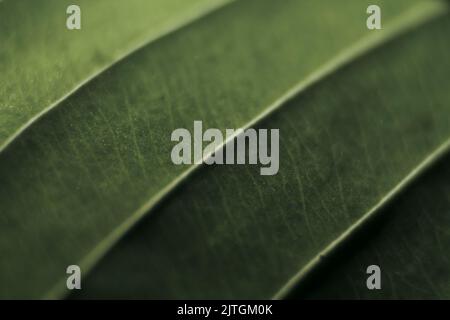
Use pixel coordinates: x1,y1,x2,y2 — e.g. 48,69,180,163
1,0,448,299
72,12,450,298
293,152,450,299
0,0,229,150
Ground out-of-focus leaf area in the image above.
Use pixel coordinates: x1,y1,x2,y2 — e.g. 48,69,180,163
0,0,449,299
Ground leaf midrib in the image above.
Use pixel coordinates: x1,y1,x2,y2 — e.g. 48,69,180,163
43,1,447,299
0,0,234,155
273,137,450,299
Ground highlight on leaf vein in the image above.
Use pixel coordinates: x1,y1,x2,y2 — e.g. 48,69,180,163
0,0,449,304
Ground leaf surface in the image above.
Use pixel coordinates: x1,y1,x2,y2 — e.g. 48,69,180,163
0,0,228,150
74,14,450,299
0,0,446,298
295,152,450,299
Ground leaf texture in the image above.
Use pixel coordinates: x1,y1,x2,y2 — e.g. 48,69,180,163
0,0,229,150
295,152,450,299
0,0,448,299
74,14,450,299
